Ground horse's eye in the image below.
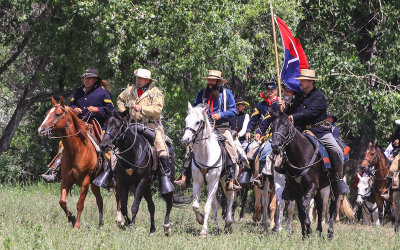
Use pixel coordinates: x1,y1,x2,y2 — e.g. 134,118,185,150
55,113,60,117
195,121,200,125
365,188,368,191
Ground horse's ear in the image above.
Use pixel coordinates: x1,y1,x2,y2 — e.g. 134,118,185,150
357,173,361,180
51,96,57,106
188,102,192,111
59,96,65,107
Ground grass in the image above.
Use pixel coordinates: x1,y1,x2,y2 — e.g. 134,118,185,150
0,182,400,249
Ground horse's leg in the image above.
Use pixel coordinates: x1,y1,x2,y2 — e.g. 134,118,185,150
239,186,249,221
90,183,104,228
273,173,286,233
375,193,384,226
269,194,276,230
59,180,76,227
119,179,131,226
261,177,270,231
73,175,91,229
302,182,317,235
328,196,338,238
161,191,173,236
224,188,235,231
314,192,323,235
286,200,296,232
295,196,307,239
199,168,220,237
130,177,148,229
143,186,156,236
113,176,123,226
393,191,400,232
253,186,262,222
320,186,330,226
192,167,205,226
212,195,219,226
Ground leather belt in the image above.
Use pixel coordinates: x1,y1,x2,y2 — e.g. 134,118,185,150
305,120,331,130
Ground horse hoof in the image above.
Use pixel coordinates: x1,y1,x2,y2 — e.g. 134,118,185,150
164,224,172,236
196,213,205,225
199,231,207,238
149,232,155,237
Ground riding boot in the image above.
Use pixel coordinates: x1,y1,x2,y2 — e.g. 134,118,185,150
382,177,392,200
160,156,175,194
238,165,252,185
174,155,191,187
226,163,241,191
93,157,115,189
253,160,266,188
42,153,62,183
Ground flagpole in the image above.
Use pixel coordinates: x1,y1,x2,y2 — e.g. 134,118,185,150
270,2,281,99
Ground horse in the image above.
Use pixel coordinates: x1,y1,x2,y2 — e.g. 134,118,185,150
360,142,392,225
355,173,379,225
37,97,122,229
269,110,339,238
181,103,235,237
99,110,173,236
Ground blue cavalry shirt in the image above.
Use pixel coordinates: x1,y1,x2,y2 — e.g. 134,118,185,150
247,99,279,135
70,83,114,127
291,87,330,138
193,87,236,126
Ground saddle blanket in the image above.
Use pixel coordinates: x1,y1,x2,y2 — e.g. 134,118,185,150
303,130,350,171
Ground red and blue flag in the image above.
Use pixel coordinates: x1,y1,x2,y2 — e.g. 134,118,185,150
275,16,308,92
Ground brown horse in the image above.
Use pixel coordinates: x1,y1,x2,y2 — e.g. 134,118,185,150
360,142,391,225
38,97,122,229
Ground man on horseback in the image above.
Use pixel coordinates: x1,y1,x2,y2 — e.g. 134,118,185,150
115,68,174,194
243,81,280,186
175,70,242,191
228,97,250,150
283,69,349,195
383,120,400,199
42,67,114,183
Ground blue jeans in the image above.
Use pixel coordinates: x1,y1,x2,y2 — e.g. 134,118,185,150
259,140,272,162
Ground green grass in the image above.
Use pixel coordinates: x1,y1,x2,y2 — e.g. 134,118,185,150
0,183,400,249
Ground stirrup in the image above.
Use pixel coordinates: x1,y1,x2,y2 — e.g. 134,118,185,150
174,174,186,187
253,174,264,188
227,179,241,191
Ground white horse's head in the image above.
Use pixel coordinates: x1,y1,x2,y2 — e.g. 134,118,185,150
356,173,374,206
181,102,210,147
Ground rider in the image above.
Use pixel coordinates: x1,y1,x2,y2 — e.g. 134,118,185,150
41,66,114,183
244,81,279,186
283,69,350,195
383,120,400,198
327,111,339,140
116,68,174,194
174,70,241,191
228,97,250,149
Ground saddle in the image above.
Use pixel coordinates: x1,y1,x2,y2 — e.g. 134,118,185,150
303,130,350,171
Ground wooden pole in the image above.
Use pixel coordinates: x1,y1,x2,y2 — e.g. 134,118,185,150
270,2,281,99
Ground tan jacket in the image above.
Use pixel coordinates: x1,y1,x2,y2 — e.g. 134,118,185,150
117,84,164,125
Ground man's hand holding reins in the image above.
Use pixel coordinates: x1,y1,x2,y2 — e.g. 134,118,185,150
211,113,221,120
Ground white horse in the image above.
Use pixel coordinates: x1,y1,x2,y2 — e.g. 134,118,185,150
181,103,235,237
356,173,379,225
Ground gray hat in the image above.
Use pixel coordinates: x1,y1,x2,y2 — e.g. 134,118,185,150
80,67,99,78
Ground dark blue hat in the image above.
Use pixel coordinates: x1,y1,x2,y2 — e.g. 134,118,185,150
265,81,277,90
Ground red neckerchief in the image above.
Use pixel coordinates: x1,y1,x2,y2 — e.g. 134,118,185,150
259,93,277,105
207,95,214,115
137,88,144,97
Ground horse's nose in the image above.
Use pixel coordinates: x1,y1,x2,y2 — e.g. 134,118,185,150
38,126,46,136
356,198,363,207
181,138,189,147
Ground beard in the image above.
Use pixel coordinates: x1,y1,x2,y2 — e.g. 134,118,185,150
204,84,220,99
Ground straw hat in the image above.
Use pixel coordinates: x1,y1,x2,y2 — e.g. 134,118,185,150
134,68,157,82
295,69,320,81
201,70,228,84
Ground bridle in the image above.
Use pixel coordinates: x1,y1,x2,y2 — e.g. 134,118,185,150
184,118,209,145
272,119,295,151
361,148,390,179
46,105,82,139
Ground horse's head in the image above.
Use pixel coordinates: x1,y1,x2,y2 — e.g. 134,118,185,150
38,96,68,137
270,109,294,155
100,110,127,152
181,102,208,147
361,141,380,171
356,172,374,206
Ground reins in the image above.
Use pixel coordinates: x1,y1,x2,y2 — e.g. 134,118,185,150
46,105,83,139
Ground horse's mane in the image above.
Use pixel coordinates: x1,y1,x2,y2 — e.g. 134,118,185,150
66,106,87,143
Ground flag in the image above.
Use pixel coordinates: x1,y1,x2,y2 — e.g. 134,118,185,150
275,16,308,92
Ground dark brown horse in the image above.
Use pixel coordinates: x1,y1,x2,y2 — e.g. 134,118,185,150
38,97,122,229
269,110,339,238
360,142,392,225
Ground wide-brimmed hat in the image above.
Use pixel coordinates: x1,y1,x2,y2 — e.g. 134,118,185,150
235,97,250,106
134,68,157,82
201,70,228,84
265,81,277,90
80,67,99,78
295,69,320,81
327,111,337,123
